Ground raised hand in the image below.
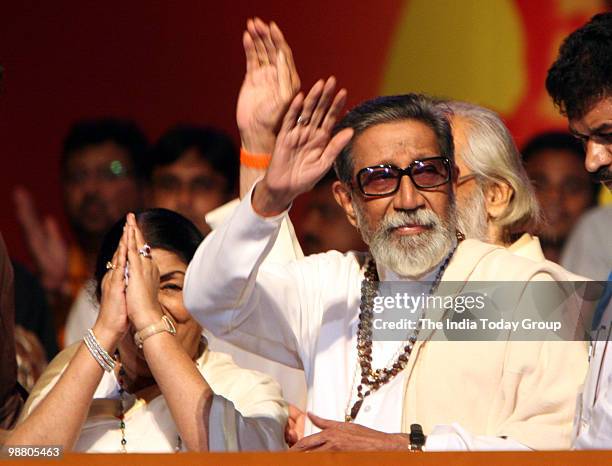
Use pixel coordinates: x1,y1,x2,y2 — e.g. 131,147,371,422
252,76,354,216
236,18,301,154
13,187,69,293
124,213,164,332
93,224,129,348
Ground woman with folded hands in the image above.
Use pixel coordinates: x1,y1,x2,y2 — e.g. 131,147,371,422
7,209,287,452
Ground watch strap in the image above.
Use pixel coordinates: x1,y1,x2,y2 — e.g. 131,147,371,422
134,315,176,349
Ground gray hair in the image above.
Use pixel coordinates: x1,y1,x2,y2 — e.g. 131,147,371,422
443,101,540,234
333,94,454,185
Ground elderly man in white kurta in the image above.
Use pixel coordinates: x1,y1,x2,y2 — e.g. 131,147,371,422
184,88,589,451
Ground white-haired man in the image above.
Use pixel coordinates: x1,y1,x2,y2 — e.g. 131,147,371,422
444,101,543,260
185,88,588,451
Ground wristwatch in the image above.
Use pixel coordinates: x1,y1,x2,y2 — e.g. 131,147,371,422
409,424,426,451
134,315,176,349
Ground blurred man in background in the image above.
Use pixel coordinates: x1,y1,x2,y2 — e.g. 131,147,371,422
299,170,366,255
15,118,149,346
148,125,238,234
522,131,598,263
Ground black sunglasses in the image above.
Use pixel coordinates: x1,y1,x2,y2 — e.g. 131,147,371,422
355,156,452,197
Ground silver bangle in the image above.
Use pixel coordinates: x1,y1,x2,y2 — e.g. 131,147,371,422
83,328,116,372
86,329,115,368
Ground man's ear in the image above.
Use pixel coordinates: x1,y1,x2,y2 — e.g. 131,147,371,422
484,180,513,220
332,181,359,228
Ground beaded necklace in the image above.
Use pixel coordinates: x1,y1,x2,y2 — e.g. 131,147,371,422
115,357,182,452
345,237,461,422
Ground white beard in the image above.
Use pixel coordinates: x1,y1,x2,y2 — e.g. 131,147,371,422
456,184,489,242
354,201,456,279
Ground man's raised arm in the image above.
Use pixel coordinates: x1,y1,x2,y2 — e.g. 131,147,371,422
184,78,353,368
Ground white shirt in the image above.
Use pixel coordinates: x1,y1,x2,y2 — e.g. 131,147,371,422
185,191,435,435
64,281,98,347
183,193,536,450
562,205,612,281
573,298,612,448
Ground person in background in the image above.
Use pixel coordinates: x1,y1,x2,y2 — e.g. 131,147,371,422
14,118,148,347
522,131,598,263
299,169,366,255
443,101,542,259
148,125,238,235
545,11,612,448
0,234,27,435
12,262,58,361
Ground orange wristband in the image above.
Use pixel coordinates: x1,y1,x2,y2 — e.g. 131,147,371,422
240,147,272,169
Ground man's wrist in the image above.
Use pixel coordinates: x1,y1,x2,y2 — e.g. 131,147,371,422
240,130,276,155
251,179,292,217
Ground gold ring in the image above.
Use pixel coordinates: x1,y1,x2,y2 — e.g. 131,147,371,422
106,261,117,270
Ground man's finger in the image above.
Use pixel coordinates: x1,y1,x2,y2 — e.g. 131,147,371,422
253,18,276,66
320,128,354,169
280,92,304,134
277,50,292,101
290,431,327,451
321,88,348,133
299,80,325,125
270,22,300,91
13,187,42,233
309,76,336,128
247,18,269,66
243,30,258,73
307,412,341,429
44,217,64,246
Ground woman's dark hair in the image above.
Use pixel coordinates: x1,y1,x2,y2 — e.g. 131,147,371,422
94,208,204,301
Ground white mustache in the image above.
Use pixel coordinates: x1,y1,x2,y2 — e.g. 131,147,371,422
381,210,439,232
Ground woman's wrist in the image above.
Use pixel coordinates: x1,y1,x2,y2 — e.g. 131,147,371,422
130,307,165,332
91,321,122,355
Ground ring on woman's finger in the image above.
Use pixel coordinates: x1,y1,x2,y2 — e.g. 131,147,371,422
105,261,117,271
138,243,152,258
296,115,310,126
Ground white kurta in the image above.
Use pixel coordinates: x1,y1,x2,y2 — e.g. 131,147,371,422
573,286,612,449
20,343,288,452
204,199,308,409
184,192,589,450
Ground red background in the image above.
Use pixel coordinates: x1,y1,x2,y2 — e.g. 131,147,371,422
0,1,607,264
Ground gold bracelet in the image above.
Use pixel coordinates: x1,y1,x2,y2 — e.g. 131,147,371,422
133,315,176,349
